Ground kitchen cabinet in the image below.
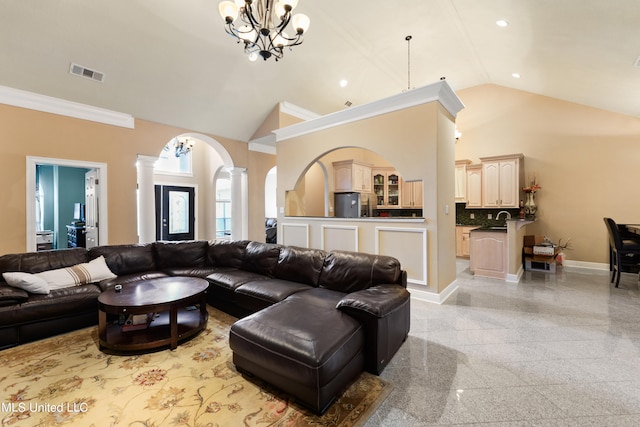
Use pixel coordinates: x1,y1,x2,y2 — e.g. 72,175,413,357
456,226,477,257
481,154,523,208
401,179,423,208
466,164,482,208
373,168,400,208
455,160,471,202
333,160,372,193
469,229,507,279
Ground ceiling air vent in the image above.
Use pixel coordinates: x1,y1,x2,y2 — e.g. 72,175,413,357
69,63,105,83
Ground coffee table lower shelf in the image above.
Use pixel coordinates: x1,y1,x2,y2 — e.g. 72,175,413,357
99,307,208,352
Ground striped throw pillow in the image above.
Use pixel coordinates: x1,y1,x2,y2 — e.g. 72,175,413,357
37,256,116,290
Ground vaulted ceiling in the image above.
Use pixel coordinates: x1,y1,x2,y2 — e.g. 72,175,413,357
2,0,639,142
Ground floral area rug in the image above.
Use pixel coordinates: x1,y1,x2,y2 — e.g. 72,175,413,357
0,307,391,427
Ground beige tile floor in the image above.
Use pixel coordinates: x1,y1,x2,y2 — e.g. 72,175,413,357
365,260,640,426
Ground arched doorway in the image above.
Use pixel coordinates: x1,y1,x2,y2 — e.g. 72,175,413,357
136,133,247,243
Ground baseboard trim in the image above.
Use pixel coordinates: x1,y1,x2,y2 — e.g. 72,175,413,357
562,260,608,272
408,281,459,305
506,265,524,283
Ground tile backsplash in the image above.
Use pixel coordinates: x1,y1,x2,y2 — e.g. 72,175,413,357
456,203,521,227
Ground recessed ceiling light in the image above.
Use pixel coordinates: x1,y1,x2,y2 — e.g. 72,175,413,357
512,73,521,78
339,79,348,88
496,19,509,27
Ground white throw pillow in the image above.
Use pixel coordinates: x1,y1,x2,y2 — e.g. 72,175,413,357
2,272,50,294
37,255,117,290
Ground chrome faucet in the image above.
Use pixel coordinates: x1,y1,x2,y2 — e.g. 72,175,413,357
496,211,512,222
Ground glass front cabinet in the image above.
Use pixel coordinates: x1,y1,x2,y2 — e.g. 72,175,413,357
373,168,400,208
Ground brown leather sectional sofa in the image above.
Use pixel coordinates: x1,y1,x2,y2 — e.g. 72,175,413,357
0,239,410,413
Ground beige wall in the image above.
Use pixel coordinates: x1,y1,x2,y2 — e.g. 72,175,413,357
303,163,326,217
455,84,640,265
0,103,262,255
277,101,458,294
250,105,280,140
247,150,277,241
250,105,307,141
277,104,444,197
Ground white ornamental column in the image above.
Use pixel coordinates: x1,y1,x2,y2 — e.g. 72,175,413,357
136,155,157,243
229,167,248,240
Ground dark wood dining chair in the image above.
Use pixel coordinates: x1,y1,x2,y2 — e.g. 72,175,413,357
603,217,640,287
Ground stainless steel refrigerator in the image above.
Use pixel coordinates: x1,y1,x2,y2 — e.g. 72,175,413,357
334,192,360,218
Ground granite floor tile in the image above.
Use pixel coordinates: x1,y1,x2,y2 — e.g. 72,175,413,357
366,260,640,426
530,415,640,427
455,386,565,422
533,383,629,416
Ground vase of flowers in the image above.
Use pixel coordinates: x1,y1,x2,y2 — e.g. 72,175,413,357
523,180,541,219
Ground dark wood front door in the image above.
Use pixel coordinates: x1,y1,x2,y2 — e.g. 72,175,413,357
155,185,195,241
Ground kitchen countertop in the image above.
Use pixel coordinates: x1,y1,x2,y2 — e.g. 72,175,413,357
284,216,426,223
472,226,508,232
460,219,534,233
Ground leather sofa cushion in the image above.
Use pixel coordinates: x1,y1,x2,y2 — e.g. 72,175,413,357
287,287,346,308
0,284,100,326
208,240,250,268
235,278,312,305
337,285,410,318
97,271,169,291
274,246,325,287
0,248,88,274
163,267,220,278
207,269,269,291
241,242,281,276
89,244,156,276
230,297,364,388
0,284,29,304
154,240,209,269
318,251,402,293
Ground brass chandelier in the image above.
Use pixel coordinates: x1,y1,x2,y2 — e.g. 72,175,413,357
218,0,310,62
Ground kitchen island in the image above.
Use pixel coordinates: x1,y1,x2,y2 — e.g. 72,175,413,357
469,219,534,282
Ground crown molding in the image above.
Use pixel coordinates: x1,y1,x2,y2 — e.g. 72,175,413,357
0,85,135,128
248,133,276,155
279,101,320,121
274,80,464,142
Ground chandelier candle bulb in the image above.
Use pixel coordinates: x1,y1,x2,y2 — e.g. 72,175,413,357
219,1,239,23
292,13,310,33
282,0,298,10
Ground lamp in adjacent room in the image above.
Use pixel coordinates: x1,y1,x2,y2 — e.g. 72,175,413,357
218,0,310,61
455,128,462,142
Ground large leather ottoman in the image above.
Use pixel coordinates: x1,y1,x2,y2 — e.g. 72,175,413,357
229,290,365,414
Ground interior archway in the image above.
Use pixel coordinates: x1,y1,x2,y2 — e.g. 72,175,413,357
285,147,423,218
137,132,245,243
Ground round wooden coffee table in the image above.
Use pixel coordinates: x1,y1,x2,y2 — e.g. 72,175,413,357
98,277,208,352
